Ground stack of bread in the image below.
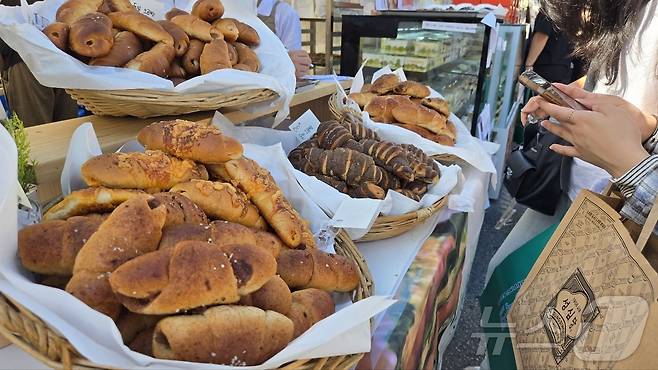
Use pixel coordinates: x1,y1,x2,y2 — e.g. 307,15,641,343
348,73,457,146
288,114,440,201
42,0,261,84
17,119,360,366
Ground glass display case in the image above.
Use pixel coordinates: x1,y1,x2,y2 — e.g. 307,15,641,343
340,12,498,134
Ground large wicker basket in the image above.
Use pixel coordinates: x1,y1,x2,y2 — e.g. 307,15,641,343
66,88,278,118
0,230,373,370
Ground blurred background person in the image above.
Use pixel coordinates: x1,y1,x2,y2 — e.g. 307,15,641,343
524,10,575,84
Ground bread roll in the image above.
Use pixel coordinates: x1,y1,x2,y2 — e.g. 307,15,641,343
89,31,143,67
276,249,359,292
116,311,161,344
66,195,167,319
364,96,397,123
349,92,376,108
208,158,316,249
152,305,293,365
232,42,259,72
166,59,186,78
191,0,224,22
56,0,104,24
394,80,430,98
125,42,175,77
43,22,70,51
391,104,449,135
170,180,267,229
239,275,291,316
157,20,190,57
151,192,208,227
108,12,174,46
227,18,260,46
287,288,334,338
200,38,231,74
226,42,238,65
182,39,204,75
69,12,114,57
99,0,136,13
44,187,144,221
361,83,373,93
81,150,208,191
393,123,456,146
109,241,277,314
165,7,188,20
421,97,450,116
129,327,154,356
137,119,243,164
212,18,238,42
170,14,222,42
370,73,400,94
18,214,106,275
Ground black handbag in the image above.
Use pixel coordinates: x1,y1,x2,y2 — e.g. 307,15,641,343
504,122,569,215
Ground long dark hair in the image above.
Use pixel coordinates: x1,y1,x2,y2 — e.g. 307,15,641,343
541,0,651,84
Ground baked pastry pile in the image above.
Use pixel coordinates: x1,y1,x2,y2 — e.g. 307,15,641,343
42,0,261,83
348,73,457,146
18,119,359,366
288,114,440,201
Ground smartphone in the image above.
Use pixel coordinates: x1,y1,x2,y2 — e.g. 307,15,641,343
518,70,589,111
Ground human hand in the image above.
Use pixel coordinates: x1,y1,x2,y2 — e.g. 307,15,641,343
520,95,549,126
288,50,312,78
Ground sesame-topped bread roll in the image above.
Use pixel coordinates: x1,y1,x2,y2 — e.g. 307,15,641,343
81,150,208,191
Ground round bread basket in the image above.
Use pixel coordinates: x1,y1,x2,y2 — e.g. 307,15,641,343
66,88,278,118
0,230,373,370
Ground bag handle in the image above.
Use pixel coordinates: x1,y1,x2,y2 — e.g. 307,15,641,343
637,198,658,252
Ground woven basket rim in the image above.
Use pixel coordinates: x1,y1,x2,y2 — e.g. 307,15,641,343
0,230,373,370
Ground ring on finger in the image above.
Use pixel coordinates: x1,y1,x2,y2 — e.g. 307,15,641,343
566,109,576,122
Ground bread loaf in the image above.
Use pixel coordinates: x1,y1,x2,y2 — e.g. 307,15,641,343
228,18,260,46
151,192,208,227
209,158,316,249
182,39,204,75
348,182,385,199
56,0,104,24
421,97,450,116
392,123,455,146
167,59,187,79
340,113,379,141
125,42,176,77
157,20,190,57
391,104,448,135
89,31,143,67
44,187,144,221
287,288,334,338
370,73,400,94
170,14,222,42
43,22,70,51
170,180,267,229
394,80,430,98
212,18,239,42
358,139,415,181
239,275,291,316
108,11,174,46
191,0,224,23
152,305,293,365
364,96,399,123
137,119,243,164
276,249,359,292
302,147,385,187
165,8,188,20
116,311,161,345
349,92,376,108
200,39,231,74
99,0,136,13
69,12,114,57
316,120,357,150
81,150,208,191
18,214,106,275
226,42,238,65
66,195,167,319
232,42,259,72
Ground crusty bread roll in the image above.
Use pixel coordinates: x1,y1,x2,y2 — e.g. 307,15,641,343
157,20,190,57
129,327,155,356
349,92,376,108
18,214,106,275
125,42,176,77
165,7,188,20
69,12,114,57
227,18,260,46
200,38,231,74
108,12,174,46
393,123,456,146
370,73,400,94
81,150,208,191
170,180,267,229
364,96,398,123
239,275,291,316
137,119,243,164
421,97,450,116
212,18,238,42
110,241,276,314
232,42,259,72
66,195,167,319
391,104,449,135
191,0,224,22
226,42,238,65
43,22,70,51
361,83,373,93
394,80,430,98
208,158,316,249
151,192,208,227
89,31,143,67
56,0,104,24
276,249,359,292
44,187,144,221
99,0,136,13
182,39,204,75
166,59,187,79
287,288,335,338
170,14,222,42
152,305,293,365
116,311,161,345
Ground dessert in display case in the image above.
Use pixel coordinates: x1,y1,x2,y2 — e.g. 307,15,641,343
340,12,498,135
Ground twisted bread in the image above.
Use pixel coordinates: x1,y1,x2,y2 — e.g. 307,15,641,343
340,113,379,141
358,139,415,182
316,120,358,150
287,288,335,338
305,147,384,187
239,275,292,316
348,182,385,199
370,73,400,94
44,187,145,221
276,249,359,292
157,20,190,57
394,80,430,98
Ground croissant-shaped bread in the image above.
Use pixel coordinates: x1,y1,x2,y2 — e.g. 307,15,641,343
191,0,224,23
303,147,384,187
226,42,238,65
152,305,293,365
391,104,449,135
239,275,291,316
170,180,267,229
81,150,208,191
316,120,358,150
348,182,385,199
364,96,397,123
125,42,176,77
212,18,239,42
228,18,260,46
43,22,70,51
44,187,145,221
394,80,430,98
276,248,359,292
358,139,415,182
401,143,440,181
69,12,114,57
421,97,450,116
108,11,174,46
56,0,104,24
182,39,204,75
166,59,187,79
170,14,222,42
165,7,188,21
200,38,231,74
157,20,190,57
151,192,208,227
232,42,260,72
340,113,379,140
370,73,400,94
287,288,335,338
348,92,376,108
89,31,143,67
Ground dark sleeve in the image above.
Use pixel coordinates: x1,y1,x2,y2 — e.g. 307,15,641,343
534,12,554,37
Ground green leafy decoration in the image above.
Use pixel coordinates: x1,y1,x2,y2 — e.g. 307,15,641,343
2,113,37,193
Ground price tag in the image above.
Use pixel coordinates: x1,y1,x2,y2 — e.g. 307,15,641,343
289,110,320,143
422,21,478,34
132,0,169,19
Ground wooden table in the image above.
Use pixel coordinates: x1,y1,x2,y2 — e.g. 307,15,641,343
26,80,347,204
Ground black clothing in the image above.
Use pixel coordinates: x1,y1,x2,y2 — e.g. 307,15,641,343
532,12,573,84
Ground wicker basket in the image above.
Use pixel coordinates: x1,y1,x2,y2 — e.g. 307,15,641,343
66,88,278,118
0,230,373,370
328,92,361,122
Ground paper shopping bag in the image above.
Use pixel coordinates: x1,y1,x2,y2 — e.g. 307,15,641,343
508,190,658,369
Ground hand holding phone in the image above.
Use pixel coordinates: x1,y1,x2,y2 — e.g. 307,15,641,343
518,70,589,111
